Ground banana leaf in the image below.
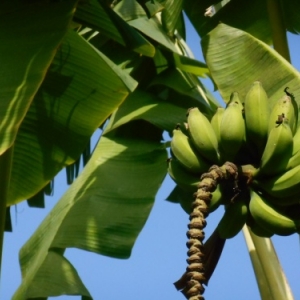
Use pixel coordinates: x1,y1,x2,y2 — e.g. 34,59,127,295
7,29,137,205
13,130,167,299
75,0,155,57
161,0,184,37
0,0,77,155
184,0,272,43
104,89,188,134
201,23,300,109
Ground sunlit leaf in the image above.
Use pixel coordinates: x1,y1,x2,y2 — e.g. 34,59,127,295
0,0,77,155
184,0,272,43
161,0,184,37
201,23,300,107
129,16,178,52
149,67,216,113
13,134,167,298
75,0,155,57
8,30,137,205
104,89,187,133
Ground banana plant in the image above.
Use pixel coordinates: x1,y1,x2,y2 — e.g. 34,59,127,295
0,0,300,299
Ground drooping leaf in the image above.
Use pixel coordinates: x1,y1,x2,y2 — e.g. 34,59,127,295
13,249,92,299
173,52,209,77
5,207,12,232
104,89,188,134
13,133,167,298
129,16,178,52
144,0,164,17
281,0,300,34
114,0,147,21
0,0,77,155
75,0,155,57
161,0,184,37
148,67,217,114
184,0,272,43
7,29,137,205
201,23,300,108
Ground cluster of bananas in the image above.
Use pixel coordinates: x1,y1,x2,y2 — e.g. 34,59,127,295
168,81,300,239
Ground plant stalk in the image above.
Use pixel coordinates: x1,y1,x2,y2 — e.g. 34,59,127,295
266,0,291,62
248,229,294,300
242,226,273,300
0,146,14,280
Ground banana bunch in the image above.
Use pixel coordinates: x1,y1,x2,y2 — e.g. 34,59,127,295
168,82,300,238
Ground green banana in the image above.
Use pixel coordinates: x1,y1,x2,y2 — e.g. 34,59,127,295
255,164,300,198
209,185,227,213
257,122,293,176
187,107,220,163
246,213,274,237
249,189,299,236
287,148,300,170
219,92,245,162
249,222,274,238
210,107,225,144
244,81,270,156
217,195,249,239
268,91,298,135
171,128,210,174
167,158,200,192
291,127,300,156
286,127,300,170
262,191,300,207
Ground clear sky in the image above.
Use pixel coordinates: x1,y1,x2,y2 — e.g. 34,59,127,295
2,15,300,300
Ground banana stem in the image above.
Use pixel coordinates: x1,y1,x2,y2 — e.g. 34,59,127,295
175,162,239,300
247,228,294,300
242,226,273,300
0,146,14,282
266,0,291,62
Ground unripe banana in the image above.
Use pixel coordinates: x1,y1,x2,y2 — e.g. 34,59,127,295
287,148,300,170
246,213,274,237
257,122,293,177
262,191,300,207
268,91,298,135
219,92,245,162
291,127,300,155
217,195,248,239
249,222,274,238
167,158,200,192
255,164,300,198
244,81,270,156
187,107,220,163
209,185,228,213
249,189,299,236
171,128,210,174
286,127,300,170
210,107,225,144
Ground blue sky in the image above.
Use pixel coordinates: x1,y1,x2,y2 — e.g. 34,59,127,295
2,16,300,300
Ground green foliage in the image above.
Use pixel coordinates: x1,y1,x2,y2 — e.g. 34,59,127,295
0,0,299,298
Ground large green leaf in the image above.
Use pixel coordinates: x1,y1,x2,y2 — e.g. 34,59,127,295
184,0,272,43
7,30,137,205
201,23,300,108
129,16,178,52
161,0,184,37
148,67,218,114
104,89,188,133
280,0,300,34
75,0,155,57
0,0,77,155
13,134,167,299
